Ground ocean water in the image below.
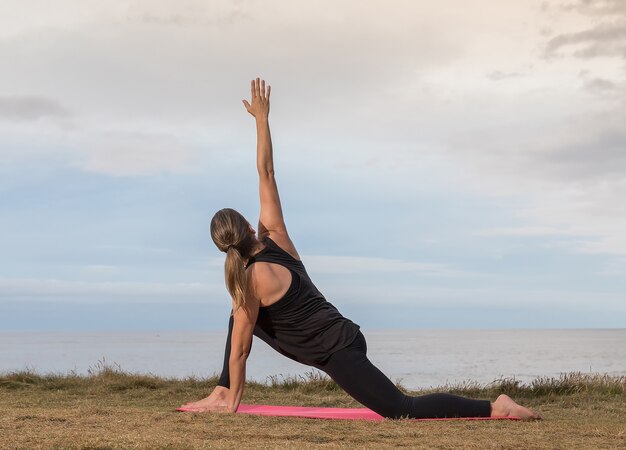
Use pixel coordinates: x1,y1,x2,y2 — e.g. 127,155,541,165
1,329,624,390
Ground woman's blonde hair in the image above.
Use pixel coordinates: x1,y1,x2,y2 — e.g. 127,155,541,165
210,208,257,312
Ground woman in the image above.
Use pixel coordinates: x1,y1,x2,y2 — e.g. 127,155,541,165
180,78,541,420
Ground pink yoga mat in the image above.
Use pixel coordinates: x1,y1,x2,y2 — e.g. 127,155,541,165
176,404,519,421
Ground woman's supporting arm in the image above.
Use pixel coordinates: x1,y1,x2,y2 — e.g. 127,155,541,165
225,280,260,412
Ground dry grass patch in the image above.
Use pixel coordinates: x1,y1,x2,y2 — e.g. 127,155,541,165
1,364,625,449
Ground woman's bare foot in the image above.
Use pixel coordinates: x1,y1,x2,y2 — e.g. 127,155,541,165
491,394,542,420
180,386,229,409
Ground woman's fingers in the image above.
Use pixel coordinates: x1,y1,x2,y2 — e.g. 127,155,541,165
247,77,269,111
250,77,270,99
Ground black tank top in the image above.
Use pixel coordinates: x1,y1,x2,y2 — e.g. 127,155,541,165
246,236,361,365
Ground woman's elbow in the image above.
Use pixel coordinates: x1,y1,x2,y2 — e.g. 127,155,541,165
257,166,275,178
230,349,250,363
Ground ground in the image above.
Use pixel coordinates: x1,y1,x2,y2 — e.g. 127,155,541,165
0,366,624,449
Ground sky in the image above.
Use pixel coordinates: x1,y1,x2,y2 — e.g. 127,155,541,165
1,0,625,330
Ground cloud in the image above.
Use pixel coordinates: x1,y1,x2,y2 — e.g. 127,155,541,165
127,0,251,26
0,1,467,124
0,126,200,176
303,255,479,278
474,226,577,237
597,257,626,276
78,131,198,176
486,71,524,81
442,90,626,254
324,280,626,310
579,71,621,95
82,265,120,275
421,2,626,258
545,3,626,60
93,244,173,254
1,0,626,262
538,128,626,181
0,277,221,301
583,77,618,92
563,0,626,16
0,96,72,121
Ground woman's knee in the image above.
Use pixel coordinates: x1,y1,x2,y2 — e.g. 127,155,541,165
373,393,412,419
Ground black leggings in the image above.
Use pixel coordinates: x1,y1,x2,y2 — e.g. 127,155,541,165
217,317,491,419
312,331,491,419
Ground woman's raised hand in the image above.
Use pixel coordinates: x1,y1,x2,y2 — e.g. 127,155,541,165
242,77,270,119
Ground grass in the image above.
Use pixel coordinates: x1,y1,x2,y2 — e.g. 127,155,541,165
1,362,625,449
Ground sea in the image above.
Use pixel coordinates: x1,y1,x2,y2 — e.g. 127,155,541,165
1,329,624,390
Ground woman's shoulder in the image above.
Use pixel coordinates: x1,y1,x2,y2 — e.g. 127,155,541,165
262,231,301,262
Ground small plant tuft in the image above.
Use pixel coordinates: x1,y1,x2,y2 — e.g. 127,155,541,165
266,370,342,392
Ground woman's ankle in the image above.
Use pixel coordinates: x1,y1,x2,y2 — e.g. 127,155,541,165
213,386,230,398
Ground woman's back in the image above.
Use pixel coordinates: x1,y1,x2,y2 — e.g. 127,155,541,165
247,236,360,365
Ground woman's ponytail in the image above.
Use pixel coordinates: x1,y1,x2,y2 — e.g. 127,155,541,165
225,246,247,312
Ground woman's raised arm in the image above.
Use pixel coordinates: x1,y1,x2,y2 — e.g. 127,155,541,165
243,78,299,259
